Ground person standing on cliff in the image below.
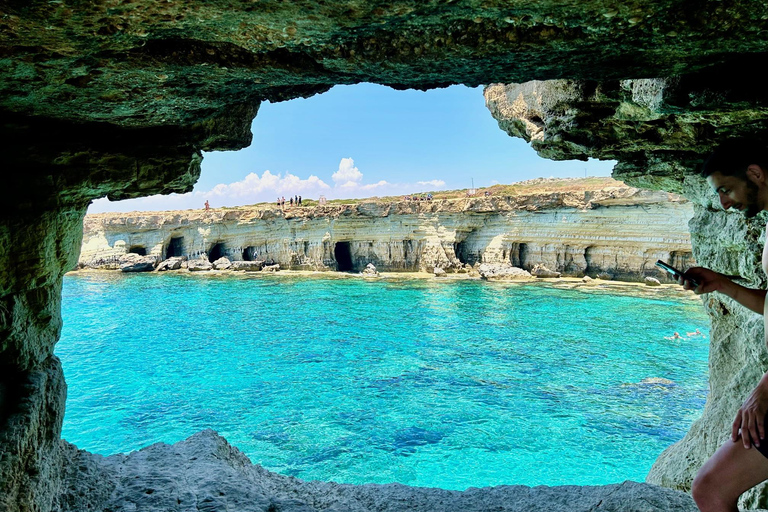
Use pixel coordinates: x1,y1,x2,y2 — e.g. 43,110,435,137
681,140,768,511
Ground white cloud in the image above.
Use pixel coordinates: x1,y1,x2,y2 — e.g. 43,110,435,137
87,157,449,214
331,157,364,188
208,170,329,198
417,180,446,188
88,170,331,213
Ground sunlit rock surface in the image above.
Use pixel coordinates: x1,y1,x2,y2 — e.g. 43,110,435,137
55,429,699,512
78,184,694,281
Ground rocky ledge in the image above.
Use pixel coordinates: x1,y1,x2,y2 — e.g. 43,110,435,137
56,429,698,512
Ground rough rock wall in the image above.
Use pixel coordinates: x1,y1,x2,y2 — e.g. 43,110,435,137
78,189,694,281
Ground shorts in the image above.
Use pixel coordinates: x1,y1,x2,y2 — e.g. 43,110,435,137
753,415,768,459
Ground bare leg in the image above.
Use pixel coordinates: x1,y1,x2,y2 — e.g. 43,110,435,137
692,438,768,512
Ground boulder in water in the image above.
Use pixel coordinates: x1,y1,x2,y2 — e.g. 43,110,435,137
188,259,213,272
231,260,264,272
263,264,280,272
119,253,156,272
361,263,379,276
156,257,183,271
478,263,533,281
212,257,232,270
531,264,561,278
433,267,447,277
645,277,662,287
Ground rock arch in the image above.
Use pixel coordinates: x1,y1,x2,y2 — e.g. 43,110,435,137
3,1,768,509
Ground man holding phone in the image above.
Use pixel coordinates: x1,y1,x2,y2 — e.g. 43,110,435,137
680,141,768,511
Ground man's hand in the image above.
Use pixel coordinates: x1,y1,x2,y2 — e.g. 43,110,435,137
732,374,768,449
676,266,725,294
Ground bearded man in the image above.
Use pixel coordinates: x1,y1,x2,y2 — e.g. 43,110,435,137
680,141,768,511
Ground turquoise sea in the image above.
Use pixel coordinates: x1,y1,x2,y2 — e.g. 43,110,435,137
58,273,710,490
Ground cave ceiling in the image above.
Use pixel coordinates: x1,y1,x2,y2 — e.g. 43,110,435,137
3,0,768,206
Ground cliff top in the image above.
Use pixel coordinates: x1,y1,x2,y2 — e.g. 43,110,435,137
84,177,687,228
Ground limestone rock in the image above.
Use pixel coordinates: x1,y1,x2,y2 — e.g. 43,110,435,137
156,257,183,271
433,267,447,277
56,429,699,512
231,261,264,272
78,188,694,282
85,257,121,270
263,264,280,272
187,259,213,272
361,263,379,276
119,254,156,272
596,272,614,280
645,277,662,287
582,276,593,283
531,264,561,278
212,257,232,270
478,263,534,281
0,357,66,512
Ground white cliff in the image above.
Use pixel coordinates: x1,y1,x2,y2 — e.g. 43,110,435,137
79,181,694,281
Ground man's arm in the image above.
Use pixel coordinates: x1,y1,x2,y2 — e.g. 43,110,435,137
680,267,767,315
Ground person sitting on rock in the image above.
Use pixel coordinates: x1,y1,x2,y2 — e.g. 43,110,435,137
678,140,768,511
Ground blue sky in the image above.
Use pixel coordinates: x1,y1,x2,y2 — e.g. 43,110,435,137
89,84,616,213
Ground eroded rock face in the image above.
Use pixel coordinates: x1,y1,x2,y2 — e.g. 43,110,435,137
55,429,699,512
0,357,67,512
78,185,694,281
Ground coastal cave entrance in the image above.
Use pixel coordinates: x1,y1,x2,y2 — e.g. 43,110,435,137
128,245,147,256
335,242,353,271
518,243,529,269
243,246,257,261
166,236,184,258
208,242,226,262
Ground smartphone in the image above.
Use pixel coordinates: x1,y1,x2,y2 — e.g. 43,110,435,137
655,260,699,287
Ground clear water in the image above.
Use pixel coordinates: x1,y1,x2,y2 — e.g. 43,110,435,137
57,273,710,490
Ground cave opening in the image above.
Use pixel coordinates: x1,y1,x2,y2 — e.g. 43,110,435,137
518,243,529,269
166,236,184,258
208,242,226,262
334,241,354,271
128,245,147,256
242,246,257,261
